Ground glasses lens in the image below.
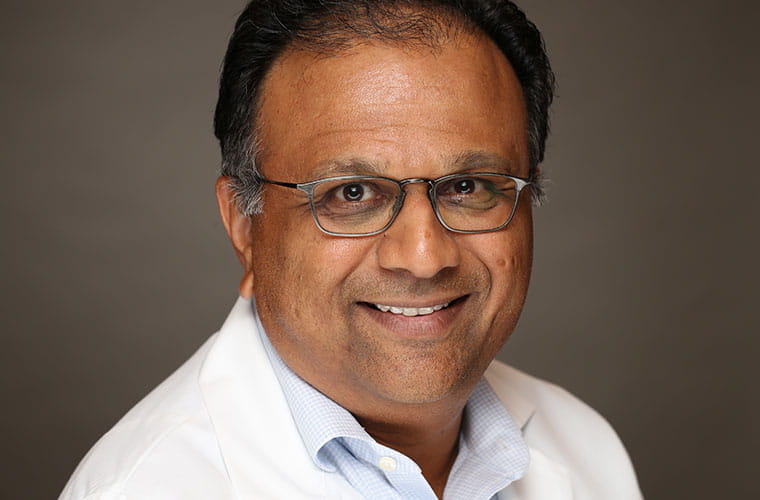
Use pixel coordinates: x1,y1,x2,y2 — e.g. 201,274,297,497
434,174,520,231
311,177,400,235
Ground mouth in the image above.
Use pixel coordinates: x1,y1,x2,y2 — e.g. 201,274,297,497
359,295,467,316
370,301,449,316
357,295,468,338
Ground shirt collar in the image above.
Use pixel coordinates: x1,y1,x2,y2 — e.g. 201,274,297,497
452,378,530,482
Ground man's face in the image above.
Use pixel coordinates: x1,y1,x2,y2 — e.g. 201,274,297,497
248,34,533,414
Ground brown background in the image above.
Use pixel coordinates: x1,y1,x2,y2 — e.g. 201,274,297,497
1,1,758,498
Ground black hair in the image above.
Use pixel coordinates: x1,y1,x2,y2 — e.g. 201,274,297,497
214,0,554,214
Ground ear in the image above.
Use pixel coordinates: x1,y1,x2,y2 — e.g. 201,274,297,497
215,176,255,298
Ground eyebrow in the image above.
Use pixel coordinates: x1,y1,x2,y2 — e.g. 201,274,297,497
309,158,384,179
447,150,516,175
308,150,516,180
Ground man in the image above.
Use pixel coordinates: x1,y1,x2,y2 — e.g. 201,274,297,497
62,1,642,498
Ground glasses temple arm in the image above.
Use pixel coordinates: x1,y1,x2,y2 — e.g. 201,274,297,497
257,177,300,190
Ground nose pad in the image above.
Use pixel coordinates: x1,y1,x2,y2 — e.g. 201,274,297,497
376,184,460,278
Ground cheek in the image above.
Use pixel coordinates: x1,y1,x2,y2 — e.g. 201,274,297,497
477,230,533,350
470,215,533,314
500,207,534,279
302,238,372,281
252,209,372,299
483,229,532,281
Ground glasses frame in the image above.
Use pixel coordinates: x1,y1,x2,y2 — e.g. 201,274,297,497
258,172,531,237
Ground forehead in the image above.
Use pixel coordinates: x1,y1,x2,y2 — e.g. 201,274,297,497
256,34,528,178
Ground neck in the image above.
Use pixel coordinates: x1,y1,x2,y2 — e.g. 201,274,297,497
354,402,465,499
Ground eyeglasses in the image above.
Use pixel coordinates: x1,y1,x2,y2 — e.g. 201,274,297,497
258,172,531,237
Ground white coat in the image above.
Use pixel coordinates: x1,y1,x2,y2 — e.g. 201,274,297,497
60,298,643,499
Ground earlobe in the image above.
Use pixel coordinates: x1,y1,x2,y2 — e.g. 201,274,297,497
215,176,255,297
236,245,255,298
238,268,254,298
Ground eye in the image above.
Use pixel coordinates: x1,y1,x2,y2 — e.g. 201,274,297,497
438,176,490,197
315,179,395,209
435,174,517,212
452,178,477,194
339,183,369,202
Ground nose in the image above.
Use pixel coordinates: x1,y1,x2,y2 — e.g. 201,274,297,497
376,184,461,279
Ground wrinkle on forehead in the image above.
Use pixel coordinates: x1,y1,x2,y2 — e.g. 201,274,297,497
296,38,510,106
263,34,510,104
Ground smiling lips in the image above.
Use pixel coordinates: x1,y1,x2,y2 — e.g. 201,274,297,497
372,302,451,317
361,297,466,338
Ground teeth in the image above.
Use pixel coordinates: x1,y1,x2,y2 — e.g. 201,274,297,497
373,302,450,316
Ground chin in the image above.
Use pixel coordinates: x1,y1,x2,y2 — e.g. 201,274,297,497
365,357,478,406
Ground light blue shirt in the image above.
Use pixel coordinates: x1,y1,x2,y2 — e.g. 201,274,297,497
256,310,529,500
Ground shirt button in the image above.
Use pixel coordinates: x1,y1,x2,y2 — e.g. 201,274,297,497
378,456,397,472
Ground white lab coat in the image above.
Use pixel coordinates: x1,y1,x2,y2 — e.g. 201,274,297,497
60,297,643,499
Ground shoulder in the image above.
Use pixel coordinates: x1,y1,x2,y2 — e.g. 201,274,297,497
59,334,233,500
485,361,642,499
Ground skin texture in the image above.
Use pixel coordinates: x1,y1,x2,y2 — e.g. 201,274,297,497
217,34,532,498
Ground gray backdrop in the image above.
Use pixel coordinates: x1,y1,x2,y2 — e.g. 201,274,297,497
1,1,758,498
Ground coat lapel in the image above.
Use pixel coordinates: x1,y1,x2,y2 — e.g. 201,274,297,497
198,297,329,499
485,366,575,500
499,447,574,500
